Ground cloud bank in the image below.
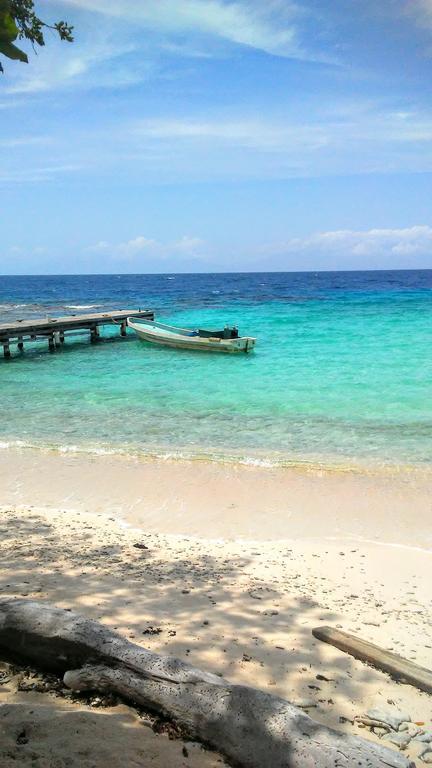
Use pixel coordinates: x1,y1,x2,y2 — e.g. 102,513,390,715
257,226,432,270
87,226,432,271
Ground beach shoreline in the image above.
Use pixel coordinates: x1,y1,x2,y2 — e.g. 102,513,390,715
0,444,431,547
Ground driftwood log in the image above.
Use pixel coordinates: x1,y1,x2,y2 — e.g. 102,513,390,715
0,599,415,768
312,625,432,695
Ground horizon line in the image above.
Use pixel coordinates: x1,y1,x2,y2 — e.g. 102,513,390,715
1,267,432,278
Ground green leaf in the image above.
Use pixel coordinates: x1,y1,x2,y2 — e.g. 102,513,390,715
0,9,18,44
0,1,72,70
0,39,27,61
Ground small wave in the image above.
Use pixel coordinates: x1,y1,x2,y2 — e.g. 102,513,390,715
0,439,283,467
238,457,279,468
64,304,102,310
0,439,37,450
0,439,126,458
0,439,429,477
57,444,118,456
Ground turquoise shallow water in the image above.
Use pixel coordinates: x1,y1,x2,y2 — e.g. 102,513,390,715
0,271,431,468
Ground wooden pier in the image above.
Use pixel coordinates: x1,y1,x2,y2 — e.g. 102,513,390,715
0,309,154,358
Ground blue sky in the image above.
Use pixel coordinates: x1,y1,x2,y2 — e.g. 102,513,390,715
2,0,432,273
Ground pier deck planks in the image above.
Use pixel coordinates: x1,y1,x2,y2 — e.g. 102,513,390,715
0,309,154,357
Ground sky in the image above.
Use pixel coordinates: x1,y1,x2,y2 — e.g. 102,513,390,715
2,0,432,274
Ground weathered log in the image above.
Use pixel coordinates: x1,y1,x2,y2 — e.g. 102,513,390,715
312,625,432,695
0,600,415,768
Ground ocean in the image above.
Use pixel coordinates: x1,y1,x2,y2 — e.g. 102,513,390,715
0,270,431,469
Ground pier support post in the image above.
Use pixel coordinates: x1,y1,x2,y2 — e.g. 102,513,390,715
59,331,65,344
48,334,55,352
17,337,24,352
3,341,10,359
90,325,100,343
120,320,127,337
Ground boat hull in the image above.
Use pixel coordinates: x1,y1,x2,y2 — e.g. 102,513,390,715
127,319,255,353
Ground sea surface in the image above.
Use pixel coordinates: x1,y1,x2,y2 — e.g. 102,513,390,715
0,271,431,469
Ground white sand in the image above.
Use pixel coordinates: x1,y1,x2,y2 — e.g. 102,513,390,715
0,447,431,766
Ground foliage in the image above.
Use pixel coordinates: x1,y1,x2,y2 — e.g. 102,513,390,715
0,0,73,72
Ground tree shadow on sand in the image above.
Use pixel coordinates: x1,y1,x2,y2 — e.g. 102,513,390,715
0,507,423,766
0,695,226,768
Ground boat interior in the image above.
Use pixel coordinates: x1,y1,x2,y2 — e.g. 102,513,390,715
129,318,240,339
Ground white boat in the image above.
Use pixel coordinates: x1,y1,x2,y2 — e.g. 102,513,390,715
127,317,256,353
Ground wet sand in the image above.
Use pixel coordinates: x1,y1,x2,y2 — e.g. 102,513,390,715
1,446,431,545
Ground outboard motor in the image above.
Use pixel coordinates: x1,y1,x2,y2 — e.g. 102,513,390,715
199,326,240,339
224,325,239,339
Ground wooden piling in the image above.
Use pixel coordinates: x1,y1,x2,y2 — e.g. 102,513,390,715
312,625,432,695
120,320,127,337
17,337,24,352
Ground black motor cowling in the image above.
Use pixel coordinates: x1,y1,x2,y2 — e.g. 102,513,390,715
198,327,239,339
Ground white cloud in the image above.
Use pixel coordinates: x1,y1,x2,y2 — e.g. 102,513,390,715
8,245,47,255
5,37,140,95
86,226,432,272
397,0,432,50
172,236,205,253
87,234,206,262
4,102,432,187
131,117,329,152
120,106,432,180
54,0,304,59
93,236,153,251
0,164,82,184
266,225,432,258
5,92,432,189
5,105,432,189
404,0,432,26
0,136,52,148
3,0,313,96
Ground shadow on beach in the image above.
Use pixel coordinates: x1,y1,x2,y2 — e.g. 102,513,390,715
0,505,429,766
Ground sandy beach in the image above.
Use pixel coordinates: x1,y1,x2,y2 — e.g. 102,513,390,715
0,447,431,765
